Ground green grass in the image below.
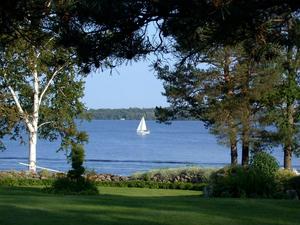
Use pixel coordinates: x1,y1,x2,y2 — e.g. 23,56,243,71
0,186,300,225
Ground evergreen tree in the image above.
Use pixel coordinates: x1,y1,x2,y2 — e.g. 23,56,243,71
262,17,300,169
155,42,282,166
155,46,243,165
152,1,300,166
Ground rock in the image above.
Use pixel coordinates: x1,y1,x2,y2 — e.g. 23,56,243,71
111,176,120,181
119,176,127,181
105,176,112,181
175,175,180,181
181,178,187,182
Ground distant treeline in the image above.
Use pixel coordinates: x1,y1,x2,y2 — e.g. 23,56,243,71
87,108,156,120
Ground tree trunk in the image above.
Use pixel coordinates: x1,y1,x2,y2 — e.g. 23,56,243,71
230,138,238,165
241,133,249,166
28,55,39,172
241,116,250,166
241,147,249,166
284,102,294,170
282,26,296,170
28,130,37,172
241,60,252,167
241,98,250,166
284,145,292,170
28,103,38,172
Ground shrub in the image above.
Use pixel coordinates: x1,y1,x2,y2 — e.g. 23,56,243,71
250,152,279,175
38,170,54,178
0,177,53,187
209,166,248,198
210,153,280,198
51,140,98,195
248,152,279,197
0,171,54,187
275,169,297,194
0,170,207,191
84,169,98,178
288,175,300,196
48,177,99,195
68,143,85,179
131,167,215,183
96,180,207,191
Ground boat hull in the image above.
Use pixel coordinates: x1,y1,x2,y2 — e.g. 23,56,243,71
137,130,150,135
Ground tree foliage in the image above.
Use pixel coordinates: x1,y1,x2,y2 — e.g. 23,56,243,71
88,108,156,120
260,17,300,168
153,1,300,168
0,7,88,171
0,0,156,71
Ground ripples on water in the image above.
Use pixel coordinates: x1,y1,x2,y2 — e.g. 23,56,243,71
0,120,299,175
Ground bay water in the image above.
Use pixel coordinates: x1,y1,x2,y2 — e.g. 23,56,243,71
0,120,299,176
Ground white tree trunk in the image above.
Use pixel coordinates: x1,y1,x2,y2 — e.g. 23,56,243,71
28,130,37,172
28,60,40,172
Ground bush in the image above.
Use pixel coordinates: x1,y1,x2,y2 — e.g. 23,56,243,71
96,180,207,191
0,170,207,191
0,177,53,187
0,171,54,187
50,140,98,195
288,175,300,196
210,152,280,198
68,143,85,179
131,167,214,183
250,152,279,175
48,177,99,195
38,170,54,178
247,152,279,197
209,166,248,197
275,169,297,194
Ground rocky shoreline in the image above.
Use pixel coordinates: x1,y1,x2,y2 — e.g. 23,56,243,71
0,169,209,184
0,171,127,181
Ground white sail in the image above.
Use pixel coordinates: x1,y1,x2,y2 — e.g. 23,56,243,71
137,116,150,135
137,116,146,131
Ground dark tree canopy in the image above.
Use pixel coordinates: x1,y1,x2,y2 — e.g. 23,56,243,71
1,1,299,69
151,0,300,49
0,0,155,71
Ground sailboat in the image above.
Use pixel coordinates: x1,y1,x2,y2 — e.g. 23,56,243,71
136,116,150,135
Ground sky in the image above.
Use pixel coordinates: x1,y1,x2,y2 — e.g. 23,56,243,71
82,58,169,109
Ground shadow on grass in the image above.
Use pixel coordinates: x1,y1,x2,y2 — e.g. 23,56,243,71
0,186,46,195
0,187,300,225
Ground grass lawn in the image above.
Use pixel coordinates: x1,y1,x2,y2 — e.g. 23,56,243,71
0,186,299,225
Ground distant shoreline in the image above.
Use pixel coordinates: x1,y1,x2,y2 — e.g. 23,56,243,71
86,108,194,121
87,108,155,120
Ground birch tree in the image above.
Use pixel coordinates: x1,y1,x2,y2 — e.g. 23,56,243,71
0,33,86,172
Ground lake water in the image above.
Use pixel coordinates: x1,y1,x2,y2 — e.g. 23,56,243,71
0,120,299,175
